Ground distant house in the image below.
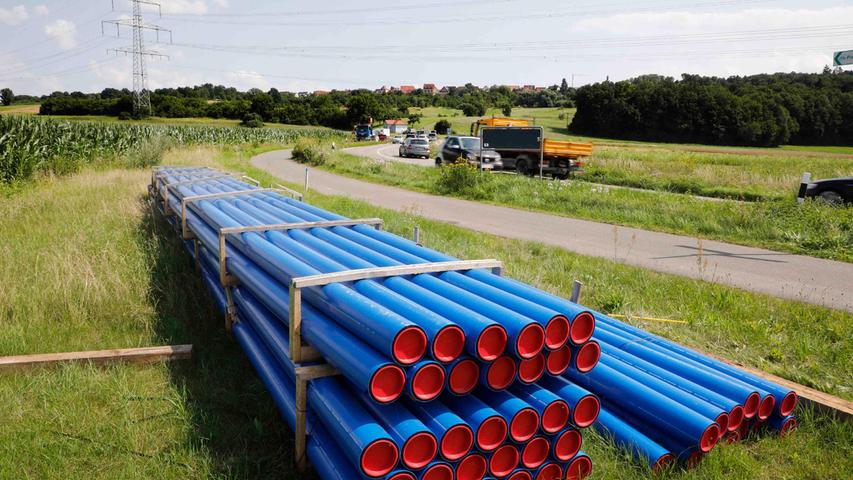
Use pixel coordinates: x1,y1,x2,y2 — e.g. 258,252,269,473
438,86,451,95
423,83,437,95
400,85,415,94
313,90,330,96
375,86,389,94
384,119,408,133
523,85,536,92
389,86,400,92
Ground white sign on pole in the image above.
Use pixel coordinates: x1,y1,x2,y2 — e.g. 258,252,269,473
834,50,853,66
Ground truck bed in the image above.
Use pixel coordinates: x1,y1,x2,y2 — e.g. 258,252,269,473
543,138,593,158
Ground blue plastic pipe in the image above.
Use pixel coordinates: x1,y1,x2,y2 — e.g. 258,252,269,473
510,383,570,435
405,399,474,462
537,376,600,429
357,392,438,470
478,389,540,443
594,407,674,471
563,362,720,453
442,394,508,452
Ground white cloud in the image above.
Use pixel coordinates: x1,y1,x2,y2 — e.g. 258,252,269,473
225,70,271,90
0,5,28,26
212,0,229,7
44,19,78,50
34,5,50,16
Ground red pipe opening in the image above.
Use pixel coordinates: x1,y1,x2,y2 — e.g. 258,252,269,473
477,325,508,362
686,451,703,469
411,363,446,401
517,323,546,359
545,345,571,376
780,417,798,437
369,365,405,403
521,436,550,469
402,432,437,469
360,438,399,477
574,341,601,373
535,463,563,480
541,400,570,434
422,463,453,480
433,325,465,363
554,428,582,461
780,392,798,417
758,395,776,421
743,392,760,419
441,424,473,461
509,471,532,480
727,405,744,432
518,353,546,384
448,359,479,395
487,356,517,390
723,430,741,444
714,413,729,437
457,454,487,480
570,312,595,345
545,315,570,350
652,453,675,473
388,474,416,480
489,444,519,478
699,424,720,453
566,455,592,480
393,326,427,365
572,395,600,428
476,416,508,451
510,407,540,442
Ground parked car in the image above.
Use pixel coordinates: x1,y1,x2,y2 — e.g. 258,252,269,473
436,136,502,170
804,177,853,205
428,130,438,141
392,136,404,144
399,138,431,158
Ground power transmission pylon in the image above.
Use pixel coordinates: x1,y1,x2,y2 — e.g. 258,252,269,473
102,0,171,117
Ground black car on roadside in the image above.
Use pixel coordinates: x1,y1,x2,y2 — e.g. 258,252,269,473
436,136,503,170
804,177,853,205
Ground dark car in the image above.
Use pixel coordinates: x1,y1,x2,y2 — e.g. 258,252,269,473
804,177,853,205
436,136,502,170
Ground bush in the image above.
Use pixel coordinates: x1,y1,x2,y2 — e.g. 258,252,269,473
121,136,173,168
501,104,512,116
118,111,132,121
240,113,264,128
291,137,330,166
434,119,452,134
459,102,486,117
433,157,493,199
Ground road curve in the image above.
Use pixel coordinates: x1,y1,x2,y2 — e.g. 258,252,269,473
344,143,435,167
252,149,853,312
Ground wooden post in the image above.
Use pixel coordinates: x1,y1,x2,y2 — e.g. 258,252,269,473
0,345,192,371
571,280,583,303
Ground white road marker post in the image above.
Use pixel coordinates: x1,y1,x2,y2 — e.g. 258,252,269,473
303,168,309,197
571,280,583,303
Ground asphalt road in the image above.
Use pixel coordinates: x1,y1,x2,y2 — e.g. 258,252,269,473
252,149,853,312
345,143,435,167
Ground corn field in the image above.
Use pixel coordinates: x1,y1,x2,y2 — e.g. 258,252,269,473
0,115,345,182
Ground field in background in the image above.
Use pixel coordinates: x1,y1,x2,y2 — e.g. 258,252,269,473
1,144,849,478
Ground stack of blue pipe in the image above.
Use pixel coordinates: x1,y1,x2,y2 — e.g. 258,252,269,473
150,166,797,478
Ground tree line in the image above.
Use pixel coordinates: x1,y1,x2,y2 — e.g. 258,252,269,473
28,81,577,129
569,70,853,146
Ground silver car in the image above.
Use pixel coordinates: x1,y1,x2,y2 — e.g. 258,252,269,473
400,138,431,158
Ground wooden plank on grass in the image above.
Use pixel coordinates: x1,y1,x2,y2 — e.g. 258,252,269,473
705,352,853,421
0,345,193,371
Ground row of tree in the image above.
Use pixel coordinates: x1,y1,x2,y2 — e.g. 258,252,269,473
30,81,578,128
569,70,853,146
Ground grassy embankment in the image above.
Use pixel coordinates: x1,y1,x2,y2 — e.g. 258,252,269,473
1,143,851,478
289,143,853,262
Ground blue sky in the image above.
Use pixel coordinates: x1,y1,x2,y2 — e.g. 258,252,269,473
1,0,851,95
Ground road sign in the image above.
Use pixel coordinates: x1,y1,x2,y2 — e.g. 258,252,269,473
834,50,853,66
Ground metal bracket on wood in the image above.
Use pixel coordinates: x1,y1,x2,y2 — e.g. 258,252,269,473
272,183,304,202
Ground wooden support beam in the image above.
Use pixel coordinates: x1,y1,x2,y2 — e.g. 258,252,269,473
705,353,853,421
0,345,193,371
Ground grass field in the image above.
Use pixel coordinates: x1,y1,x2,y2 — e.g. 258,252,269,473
2,145,851,478
291,149,853,262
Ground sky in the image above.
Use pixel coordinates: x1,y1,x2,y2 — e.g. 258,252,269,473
1,0,852,95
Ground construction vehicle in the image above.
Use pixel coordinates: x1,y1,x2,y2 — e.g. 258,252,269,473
471,117,592,179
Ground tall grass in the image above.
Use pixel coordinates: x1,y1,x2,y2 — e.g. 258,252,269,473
0,115,344,183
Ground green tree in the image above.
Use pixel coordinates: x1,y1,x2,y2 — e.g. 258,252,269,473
0,88,13,106
434,119,451,134
560,78,569,95
408,113,423,127
501,103,513,117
